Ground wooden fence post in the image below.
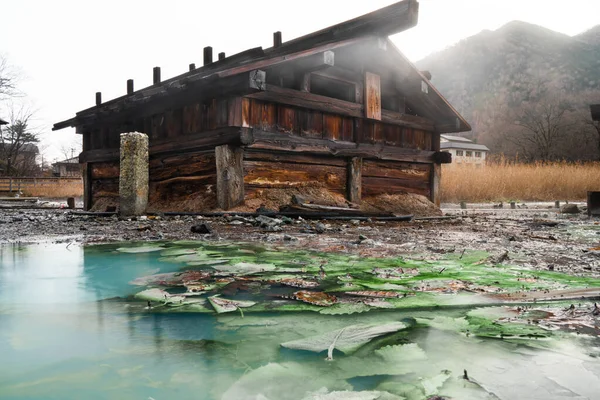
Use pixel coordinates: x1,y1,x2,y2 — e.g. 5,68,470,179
9,178,12,192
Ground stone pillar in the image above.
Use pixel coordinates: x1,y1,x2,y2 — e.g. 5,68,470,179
119,132,149,216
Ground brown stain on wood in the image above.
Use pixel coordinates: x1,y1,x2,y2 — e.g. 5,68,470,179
365,71,381,120
277,105,296,133
149,152,216,182
90,162,120,179
244,160,346,191
323,114,342,140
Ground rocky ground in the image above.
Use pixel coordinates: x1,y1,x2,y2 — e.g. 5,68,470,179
1,200,599,278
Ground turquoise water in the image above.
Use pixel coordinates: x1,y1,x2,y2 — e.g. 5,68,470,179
1,242,599,400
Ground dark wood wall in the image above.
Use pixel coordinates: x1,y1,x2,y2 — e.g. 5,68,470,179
82,94,437,210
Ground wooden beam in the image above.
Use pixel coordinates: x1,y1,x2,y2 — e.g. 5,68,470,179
365,72,381,120
273,0,419,52
245,84,434,131
347,157,362,204
216,144,244,210
189,63,196,71
273,31,282,48
69,71,266,131
241,128,435,163
127,79,134,94
153,67,161,84
95,92,102,106
218,52,226,61
79,127,242,162
311,67,362,86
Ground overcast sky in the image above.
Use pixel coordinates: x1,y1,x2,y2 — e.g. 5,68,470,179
1,0,599,162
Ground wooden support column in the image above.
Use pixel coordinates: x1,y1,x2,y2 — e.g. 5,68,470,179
82,162,92,210
431,131,441,206
215,145,244,210
347,157,362,204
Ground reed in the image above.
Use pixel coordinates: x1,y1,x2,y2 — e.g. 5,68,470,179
441,158,600,202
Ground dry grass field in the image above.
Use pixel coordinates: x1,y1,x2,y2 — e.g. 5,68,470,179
20,179,83,198
441,160,600,202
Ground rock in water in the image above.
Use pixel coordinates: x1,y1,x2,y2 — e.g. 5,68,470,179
191,223,213,234
560,204,580,214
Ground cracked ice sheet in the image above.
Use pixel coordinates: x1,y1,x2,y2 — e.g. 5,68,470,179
412,329,599,399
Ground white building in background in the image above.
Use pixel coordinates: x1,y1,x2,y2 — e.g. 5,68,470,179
440,135,490,166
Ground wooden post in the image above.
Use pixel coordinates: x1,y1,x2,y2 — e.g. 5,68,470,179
153,67,161,84
127,79,134,94
8,177,12,192
431,131,441,207
273,31,282,47
189,63,196,71
82,163,92,210
347,157,362,204
95,92,102,106
301,73,311,92
364,72,381,120
204,47,213,65
215,145,244,210
431,164,441,207
218,52,226,61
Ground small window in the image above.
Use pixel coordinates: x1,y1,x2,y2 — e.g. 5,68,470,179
309,74,355,102
456,150,464,156
475,151,482,157
466,151,473,157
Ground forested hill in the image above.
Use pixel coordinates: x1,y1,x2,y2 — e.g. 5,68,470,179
415,21,600,160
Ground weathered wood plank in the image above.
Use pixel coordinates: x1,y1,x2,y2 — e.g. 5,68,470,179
362,176,430,197
241,129,435,163
347,157,362,204
362,160,430,180
149,152,216,182
244,150,347,167
244,160,346,191
299,109,323,138
323,114,342,140
277,105,296,133
365,72,381,120
90,162,120,179
215,145,244,210
245,85,433,130
150,127,241,155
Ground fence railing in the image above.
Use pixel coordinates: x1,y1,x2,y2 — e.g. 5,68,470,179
0,177,83,193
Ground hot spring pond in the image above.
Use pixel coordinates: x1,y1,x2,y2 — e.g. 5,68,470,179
1,241,600,400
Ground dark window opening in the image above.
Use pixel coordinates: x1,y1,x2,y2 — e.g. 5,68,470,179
310,74,355,102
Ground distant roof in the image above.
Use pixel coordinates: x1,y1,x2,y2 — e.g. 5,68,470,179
441,142,489,151
0,118,8,125
591,104,600,122
53,156,79,165
440,134,473,142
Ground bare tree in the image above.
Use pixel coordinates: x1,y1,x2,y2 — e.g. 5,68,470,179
508,96,574,161
0,55,21,100
0,106,40,176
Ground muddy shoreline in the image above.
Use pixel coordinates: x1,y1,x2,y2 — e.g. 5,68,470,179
1,202,598,278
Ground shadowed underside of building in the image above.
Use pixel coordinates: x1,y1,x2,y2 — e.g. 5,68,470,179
53,0,470,212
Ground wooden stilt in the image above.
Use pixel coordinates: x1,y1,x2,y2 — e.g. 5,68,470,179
216,145,244,210
347,157,362,204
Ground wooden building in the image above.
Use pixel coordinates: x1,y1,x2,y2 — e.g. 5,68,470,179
53,0,470,212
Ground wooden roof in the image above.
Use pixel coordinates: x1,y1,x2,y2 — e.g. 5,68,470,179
53,0,470,134
0,118,8,125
